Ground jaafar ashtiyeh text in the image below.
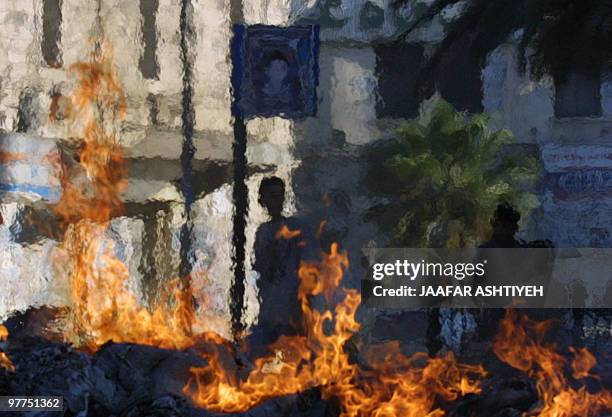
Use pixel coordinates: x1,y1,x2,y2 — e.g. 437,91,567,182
372,285,544,298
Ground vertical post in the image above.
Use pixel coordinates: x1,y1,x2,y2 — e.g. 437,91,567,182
179,0,195,286
229,21,247,338
231,115,248,337
227,21,319,339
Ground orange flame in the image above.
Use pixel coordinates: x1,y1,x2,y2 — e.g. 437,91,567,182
275,225,302,240
0,352,14,373
316,219,327,238
52,41,203,350
184,243,486,416
53,39,485,417
494,310,611,417
0,325,15,372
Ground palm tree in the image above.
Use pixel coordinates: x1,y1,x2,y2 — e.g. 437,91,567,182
365,97,539,248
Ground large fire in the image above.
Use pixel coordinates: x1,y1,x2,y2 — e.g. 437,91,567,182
494,310,611,417
184,243,486,416
52,42,200,351
50,41,486,415
42,40,610,417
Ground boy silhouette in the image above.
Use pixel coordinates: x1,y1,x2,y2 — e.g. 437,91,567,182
249,177,315,355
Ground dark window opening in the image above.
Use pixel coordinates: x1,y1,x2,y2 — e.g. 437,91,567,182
42,0,62,68
431,34,484,114
375,38,484,119
375,42,424,119
554,72,602,118
140,0,160,80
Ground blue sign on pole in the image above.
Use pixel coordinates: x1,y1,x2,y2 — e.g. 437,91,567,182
229,24,319,335
231,24,320,120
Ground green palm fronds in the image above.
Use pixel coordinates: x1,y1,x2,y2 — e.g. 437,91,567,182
365,97,540,247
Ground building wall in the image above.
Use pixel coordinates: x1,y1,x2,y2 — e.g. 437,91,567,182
483,42,612,247
0,0,237,334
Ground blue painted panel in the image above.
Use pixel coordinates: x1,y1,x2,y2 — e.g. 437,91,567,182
231,24,319,120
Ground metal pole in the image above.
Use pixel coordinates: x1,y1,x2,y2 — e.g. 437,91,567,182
179,0,195,286
230,115,248,337
229,20,248,338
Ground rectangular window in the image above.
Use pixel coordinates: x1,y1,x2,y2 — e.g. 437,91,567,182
555,72,602,118
42,0,62,68
375,43,424,119
140,0,160,80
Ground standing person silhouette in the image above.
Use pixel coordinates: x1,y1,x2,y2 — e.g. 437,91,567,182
475,202,526,340
479,202,525,248
248,176,315,358
429,203,526,354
